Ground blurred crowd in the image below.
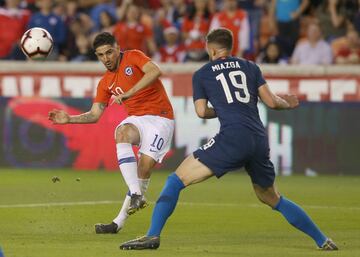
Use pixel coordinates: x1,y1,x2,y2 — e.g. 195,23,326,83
1,0,360,65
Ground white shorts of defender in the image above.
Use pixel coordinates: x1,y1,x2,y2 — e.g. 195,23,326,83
115,115,175,163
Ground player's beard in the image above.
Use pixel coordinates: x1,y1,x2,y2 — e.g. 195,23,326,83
105,62,113,70
107,55,120,72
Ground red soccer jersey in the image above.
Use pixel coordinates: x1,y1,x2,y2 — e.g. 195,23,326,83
95,50,174,120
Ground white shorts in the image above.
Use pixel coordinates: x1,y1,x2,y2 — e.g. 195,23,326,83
115,115,175,163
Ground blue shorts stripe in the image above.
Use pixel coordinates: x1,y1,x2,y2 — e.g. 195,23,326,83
118,157,136,165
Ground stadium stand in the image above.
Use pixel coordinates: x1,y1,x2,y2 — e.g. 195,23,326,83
0,0,359,64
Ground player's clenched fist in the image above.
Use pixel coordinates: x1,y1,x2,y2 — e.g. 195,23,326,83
282,94,299,109
111,92,131,105
48,109,70,124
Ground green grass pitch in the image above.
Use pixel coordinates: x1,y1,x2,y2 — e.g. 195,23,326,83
0,169,359,257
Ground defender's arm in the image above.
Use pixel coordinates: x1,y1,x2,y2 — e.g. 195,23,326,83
258,84,299,110
194,99,217,119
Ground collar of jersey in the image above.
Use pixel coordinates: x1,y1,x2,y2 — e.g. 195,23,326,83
218,56,230,60
112,52,124,73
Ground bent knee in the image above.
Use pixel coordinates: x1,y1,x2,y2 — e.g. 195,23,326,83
259,193,280,208
115,124,140,144
254,186,280,208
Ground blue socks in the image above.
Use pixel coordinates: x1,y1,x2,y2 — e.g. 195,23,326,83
146,175,327,247
274,196,327,247
147,173,185,236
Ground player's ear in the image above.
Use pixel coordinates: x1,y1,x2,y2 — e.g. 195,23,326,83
114,43,120,52
210,48,216,60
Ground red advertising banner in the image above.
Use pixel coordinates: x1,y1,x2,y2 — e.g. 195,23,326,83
1,72,360,101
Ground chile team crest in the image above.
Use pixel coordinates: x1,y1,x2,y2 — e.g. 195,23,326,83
125,66,133,76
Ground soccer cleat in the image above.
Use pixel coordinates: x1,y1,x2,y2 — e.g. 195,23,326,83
95,222,119,234
120,236,160,250
127,194,148,215
319,238,338,250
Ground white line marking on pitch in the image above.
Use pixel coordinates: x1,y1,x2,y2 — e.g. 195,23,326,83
0,200,117,208
0,200,359,211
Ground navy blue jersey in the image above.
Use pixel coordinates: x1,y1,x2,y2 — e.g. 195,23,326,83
192,57,266,136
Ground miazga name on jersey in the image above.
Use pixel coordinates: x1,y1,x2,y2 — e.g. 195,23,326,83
211,61,241,72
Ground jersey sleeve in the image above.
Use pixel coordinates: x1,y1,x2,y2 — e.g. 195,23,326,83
128,50,152,69
254,63,266,89
94,77,112,105
192,71,207,101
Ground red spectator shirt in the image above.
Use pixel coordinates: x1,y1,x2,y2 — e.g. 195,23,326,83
156,44,186,63
182,16,211,50
0,8,30,57
113,22,153,53
209,9,250,56
336,47,360,60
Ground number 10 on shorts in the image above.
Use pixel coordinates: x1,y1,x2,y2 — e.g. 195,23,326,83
151,134,165,150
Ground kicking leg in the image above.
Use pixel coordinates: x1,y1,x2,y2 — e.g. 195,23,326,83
253,184,338,250
120,154,214,250
95,124,142,234
112,154,156,230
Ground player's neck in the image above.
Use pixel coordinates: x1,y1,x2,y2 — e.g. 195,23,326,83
213,54,230,61
111,53,122,72
212,48,231,61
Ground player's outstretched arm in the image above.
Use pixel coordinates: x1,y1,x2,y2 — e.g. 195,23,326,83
48,103,106,124
48,109,70,124
194,99,217,119
258,84,299,110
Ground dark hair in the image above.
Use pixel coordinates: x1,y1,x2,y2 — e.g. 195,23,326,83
206,28,233,51
187,2,211,20
93,32,116,50
99,10,116,28
263,41,281,64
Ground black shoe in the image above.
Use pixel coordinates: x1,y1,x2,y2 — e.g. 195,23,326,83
319,238,338,250
95,222,119,234
120,236,160,250
127,194,148,215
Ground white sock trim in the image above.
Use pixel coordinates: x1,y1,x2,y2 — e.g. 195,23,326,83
116,143,141,195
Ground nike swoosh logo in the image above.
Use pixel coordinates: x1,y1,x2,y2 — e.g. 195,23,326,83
108,82,115,90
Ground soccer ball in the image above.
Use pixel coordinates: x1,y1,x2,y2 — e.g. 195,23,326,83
21,27,53,60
